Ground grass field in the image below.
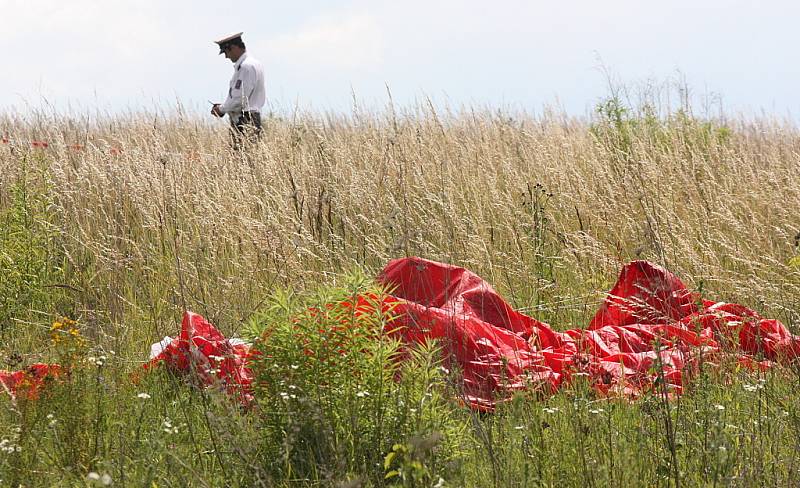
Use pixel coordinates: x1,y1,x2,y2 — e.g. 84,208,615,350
1,99,800,486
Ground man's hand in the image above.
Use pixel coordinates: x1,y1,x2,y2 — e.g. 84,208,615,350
211,104,224,117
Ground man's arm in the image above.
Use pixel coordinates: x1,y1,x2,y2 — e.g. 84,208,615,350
219,85,242,115
238,65,258,110
220,65,257,114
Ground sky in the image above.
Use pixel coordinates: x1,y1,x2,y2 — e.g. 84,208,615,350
2,0,799,120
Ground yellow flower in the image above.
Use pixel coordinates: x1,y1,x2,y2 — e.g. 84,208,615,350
50,317,86,352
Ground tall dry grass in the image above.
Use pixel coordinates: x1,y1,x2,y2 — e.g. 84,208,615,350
3,103,798,341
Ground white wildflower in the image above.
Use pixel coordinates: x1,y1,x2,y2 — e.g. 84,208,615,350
137,392,151,400
714,404,725,411
87,355,107,366
162,418,179,435
0,439,16,454
87,472,112,486
356,390,370,398
543,407,559,414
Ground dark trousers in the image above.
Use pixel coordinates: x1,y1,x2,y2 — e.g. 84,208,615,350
230,111,262,148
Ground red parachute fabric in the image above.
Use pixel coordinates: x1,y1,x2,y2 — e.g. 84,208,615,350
377,258,800,411
146,311,254,405
143,258,799,412
588,261,699,329
0,364,61,400
378,257,566,410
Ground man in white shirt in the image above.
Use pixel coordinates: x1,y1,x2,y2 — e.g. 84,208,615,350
211,32,266,147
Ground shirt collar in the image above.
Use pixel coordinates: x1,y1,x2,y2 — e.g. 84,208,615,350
234,52,248,70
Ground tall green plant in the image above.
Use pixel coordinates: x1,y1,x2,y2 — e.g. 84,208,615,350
245,275,467,486
0,156,67,339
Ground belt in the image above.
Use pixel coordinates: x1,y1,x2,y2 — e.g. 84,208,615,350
231,111,261,123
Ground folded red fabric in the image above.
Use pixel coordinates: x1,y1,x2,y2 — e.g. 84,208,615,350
146,311,255,406
0,364,61,399
378,258,796,410
145,258,796,412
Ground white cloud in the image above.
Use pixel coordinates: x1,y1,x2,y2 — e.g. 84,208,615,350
1,0,175,108
261,13,384,72
1,0,798,116
4,0,168,57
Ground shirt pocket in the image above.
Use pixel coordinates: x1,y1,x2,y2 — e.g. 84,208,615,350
229,76,240,98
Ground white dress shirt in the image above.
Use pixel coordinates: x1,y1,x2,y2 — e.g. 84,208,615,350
220,52,265,121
